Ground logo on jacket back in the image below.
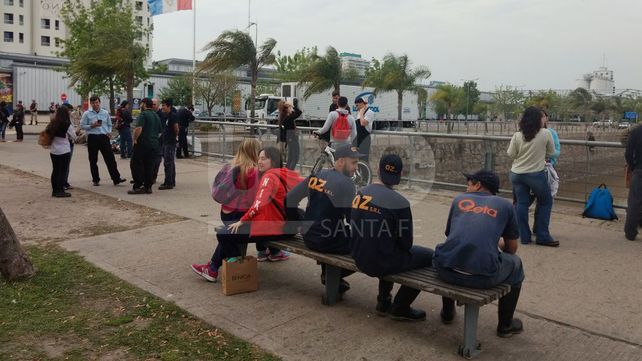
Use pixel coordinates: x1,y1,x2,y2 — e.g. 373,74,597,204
458,199,497,218
352,92,380,113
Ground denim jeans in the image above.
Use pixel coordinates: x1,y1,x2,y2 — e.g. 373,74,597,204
285,138,300,170
119,128,133,158
162,143,176,187
0,122,7,140
510,170,554,244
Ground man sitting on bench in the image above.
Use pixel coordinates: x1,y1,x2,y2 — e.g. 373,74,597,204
351,154,434,321
433,170,524,337
287,144,360,295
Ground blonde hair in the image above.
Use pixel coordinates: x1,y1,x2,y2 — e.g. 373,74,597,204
232,138,261,187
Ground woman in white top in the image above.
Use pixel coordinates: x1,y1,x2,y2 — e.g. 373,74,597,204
507,106,557,246
47,106,77,198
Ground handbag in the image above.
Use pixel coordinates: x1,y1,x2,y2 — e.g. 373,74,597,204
38,130,52,148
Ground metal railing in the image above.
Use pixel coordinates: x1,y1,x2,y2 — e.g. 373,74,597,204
189,119,628,208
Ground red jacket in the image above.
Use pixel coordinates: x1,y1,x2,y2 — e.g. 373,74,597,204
221,167,259,213
241,168,303,237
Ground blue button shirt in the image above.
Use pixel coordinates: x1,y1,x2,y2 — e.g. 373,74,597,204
80,108,112,135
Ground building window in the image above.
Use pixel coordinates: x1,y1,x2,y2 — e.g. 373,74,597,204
135,16,143,26
55,20,59,30
135,1,143,11
4,0,14,6
41,35,50,46
3,31,13,42
19,0,23,6
41,18,50,29
55,37,61,47
19,14,23,25
4,13,13,24
18,32,23,43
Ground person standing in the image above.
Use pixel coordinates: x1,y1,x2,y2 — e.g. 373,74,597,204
277,100,302,170
313,96,357,147
0,101,9,142
29,100,38,125
46,106,77,197
159,99,179,190
128,98,162,195
354,97,375,162
61,103,78,190
176,105,194,158
507,106,556,246
151,98,163,183
79,96,126,187
10,101,25,142
624,122,642,241
117,101,134,159
351,154,434,321
433,170,525,337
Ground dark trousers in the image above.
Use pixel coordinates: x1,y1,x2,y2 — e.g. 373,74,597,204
15,123,23,140
354,132,371,162
625,169,642,239
152,138,163,182
377,246,434,308
119,128,133,158
162,143,176,186
130,144,156,189
177,126,189,158
211,219,280,271
63,142,73,187
285,138,300,170
87,134,121,183
50,152,71,194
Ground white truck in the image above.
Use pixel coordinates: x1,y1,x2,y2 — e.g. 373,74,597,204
245,82,427,128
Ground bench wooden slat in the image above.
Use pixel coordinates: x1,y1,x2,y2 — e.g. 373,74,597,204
387,271,496,304
409,268,510,300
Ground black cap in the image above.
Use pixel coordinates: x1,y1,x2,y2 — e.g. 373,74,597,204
463,170,500,195
334,144,363,159
379,154,403,185
120,100,129,107
354,96,367,104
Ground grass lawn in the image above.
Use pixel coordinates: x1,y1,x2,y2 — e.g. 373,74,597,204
0,246,280,361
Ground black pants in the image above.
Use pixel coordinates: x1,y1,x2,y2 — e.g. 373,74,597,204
50,152,71,194
213,222,281,270
625,168,642,239
130,144,156,190
15,123,23,140
152,138,163,182
87,134,121,183
354,131,371,162
285,139,300,170
375,246,434,308
177,126,189,158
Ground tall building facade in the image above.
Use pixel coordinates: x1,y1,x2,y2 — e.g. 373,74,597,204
1,0,152,58
339,52,370,76
575,66,615,95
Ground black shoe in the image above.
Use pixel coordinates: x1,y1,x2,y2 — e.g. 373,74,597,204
625,234,636,241
158,184,174,190
441,297,456,324
535,240,560,247
375,298,392,316
127,187,147,195
497,318,524,337
52,192,71,198
92,181,100,186
389,306,426,322
145,188,153,194
113,178,126,186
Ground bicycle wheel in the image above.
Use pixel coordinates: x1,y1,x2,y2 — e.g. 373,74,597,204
311,154,328,175
352,161,372,187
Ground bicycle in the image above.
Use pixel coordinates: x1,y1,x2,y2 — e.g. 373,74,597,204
310,135,372,187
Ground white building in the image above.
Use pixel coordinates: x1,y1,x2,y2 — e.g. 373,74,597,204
575,66,615,95
1,0,152,59
339,52,370,76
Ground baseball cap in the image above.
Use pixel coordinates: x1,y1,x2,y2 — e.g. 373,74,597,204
379,154,403,185
334,144,363,159
354,96,367,104
463,170,500,195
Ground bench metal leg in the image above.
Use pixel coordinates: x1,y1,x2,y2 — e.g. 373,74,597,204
458,304,481,359
321,265,342,306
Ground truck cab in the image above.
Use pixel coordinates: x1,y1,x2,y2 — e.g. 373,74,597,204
245,94,298,124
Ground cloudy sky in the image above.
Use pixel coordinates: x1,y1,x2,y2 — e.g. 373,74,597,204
150,0,642,92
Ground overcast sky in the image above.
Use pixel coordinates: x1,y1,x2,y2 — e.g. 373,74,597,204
150,0,642,92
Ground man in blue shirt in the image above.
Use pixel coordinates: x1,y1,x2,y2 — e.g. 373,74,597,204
433,170,524,337
79,96,126,186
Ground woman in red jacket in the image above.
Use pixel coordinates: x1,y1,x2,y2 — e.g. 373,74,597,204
192,146,303,282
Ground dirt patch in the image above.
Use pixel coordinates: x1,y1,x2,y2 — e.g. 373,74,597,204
95,347,137,361
0,166,182,244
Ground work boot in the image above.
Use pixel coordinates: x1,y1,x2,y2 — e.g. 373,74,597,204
440,297,456,324
497,286,523,337
389,305,426,321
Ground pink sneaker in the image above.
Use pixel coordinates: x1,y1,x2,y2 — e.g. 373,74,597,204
268,250,290,262
190,263,218,282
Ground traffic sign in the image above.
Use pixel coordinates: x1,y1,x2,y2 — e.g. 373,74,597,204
624,112,638,120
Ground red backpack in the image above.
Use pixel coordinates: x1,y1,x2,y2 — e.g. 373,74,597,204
331,111,351,141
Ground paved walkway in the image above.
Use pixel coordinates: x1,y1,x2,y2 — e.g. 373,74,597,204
1,136,641,360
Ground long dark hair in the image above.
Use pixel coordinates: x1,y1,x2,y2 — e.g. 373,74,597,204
261,146,283,169
277,100,288,127
47,106,71,137
519,106,543,142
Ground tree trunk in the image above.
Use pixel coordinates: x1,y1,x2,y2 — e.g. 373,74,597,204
397,91,403,121
108,76,116,115
126,73,134,106
250,68,257,119
0,207,36,281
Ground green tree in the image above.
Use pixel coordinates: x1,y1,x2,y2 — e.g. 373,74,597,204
363,53,431,120
159,76,192,107
458,81,480,119
430,84,463,120
489,86,525,121
274,47,317,82
416,87,428,119
568,87,593,122
200,30,276,118
193,71,238,116
297,46,343,99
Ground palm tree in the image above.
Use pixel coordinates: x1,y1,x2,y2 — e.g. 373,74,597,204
363,53,431,121
430,84,462,120
200,30,276,118
569,87,593,122
298,46,342,100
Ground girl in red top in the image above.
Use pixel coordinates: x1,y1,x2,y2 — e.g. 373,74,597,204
191,146,303,282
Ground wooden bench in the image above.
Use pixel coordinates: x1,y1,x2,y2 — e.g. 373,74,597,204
267,236,510,359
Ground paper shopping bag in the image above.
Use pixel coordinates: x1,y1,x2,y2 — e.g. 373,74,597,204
220,256,258,296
